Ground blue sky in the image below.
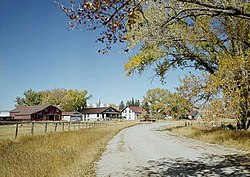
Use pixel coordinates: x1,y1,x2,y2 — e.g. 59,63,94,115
0,0,188,110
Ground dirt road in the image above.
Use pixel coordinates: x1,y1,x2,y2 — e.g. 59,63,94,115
96,122,250,177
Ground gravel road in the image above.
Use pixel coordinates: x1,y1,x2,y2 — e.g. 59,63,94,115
96,123,250,177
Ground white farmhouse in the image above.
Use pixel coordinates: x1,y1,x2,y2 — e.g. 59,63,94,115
80,107,121,121
121,106,143,120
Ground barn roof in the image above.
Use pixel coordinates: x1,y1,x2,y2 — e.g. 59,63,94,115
122,106,143,113
10,105,58,115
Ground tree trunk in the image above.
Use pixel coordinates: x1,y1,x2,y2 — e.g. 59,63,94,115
237,110,249,130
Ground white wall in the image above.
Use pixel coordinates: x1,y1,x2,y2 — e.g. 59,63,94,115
62,115,71,121
0,111,10,117
122,107,138,120
84,113,109,121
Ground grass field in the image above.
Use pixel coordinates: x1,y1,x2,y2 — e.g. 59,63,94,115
163,122,250,152
0,122,101,140
0,121,137,177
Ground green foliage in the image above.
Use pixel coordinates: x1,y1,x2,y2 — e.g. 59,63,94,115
57,0,250,128
142,88,170,115
15,89,43,106
15,88,91,112
119,101,125,110
125,97,140,107
165,93,192,119
142,88,192,119
57,0,250,53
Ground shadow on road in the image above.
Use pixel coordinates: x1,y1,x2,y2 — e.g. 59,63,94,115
135,154,250,177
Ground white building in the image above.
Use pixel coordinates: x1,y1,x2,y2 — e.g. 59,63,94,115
61,112,83,122
80,107,120,121
0,110,11,120
121,106,143,120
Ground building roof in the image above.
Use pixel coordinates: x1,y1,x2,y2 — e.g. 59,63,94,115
80,107,120,114
10,105,59,116
122,106,143,113
180,110,199,116
61,112,82,116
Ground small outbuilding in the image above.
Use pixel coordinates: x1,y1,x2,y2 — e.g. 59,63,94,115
80,107,121,121
0,110,12,120
10,105,61,121
61,112,82,122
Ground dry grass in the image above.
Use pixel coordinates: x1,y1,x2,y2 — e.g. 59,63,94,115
0,122,137,177
164,125,250,152
0,122,91,140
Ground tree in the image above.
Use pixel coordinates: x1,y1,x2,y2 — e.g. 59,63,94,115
165,92,192,119
142,88,170,116
15,89,43,106
57,0,250,128
60,89,91,112
15,88,91,112
41,88,66,107
119,101,125,110
124,98,141,106
178,53,250,129
208,53,250,129
56,0,250,53
108,103,117,108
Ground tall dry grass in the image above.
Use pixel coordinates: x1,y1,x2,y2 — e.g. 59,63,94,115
164,125,250,152
0,122,137,177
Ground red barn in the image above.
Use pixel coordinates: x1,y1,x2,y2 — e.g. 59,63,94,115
10,105,61,121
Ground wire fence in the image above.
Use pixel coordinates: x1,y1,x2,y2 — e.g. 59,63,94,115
0,121,106,140
184,119,237,129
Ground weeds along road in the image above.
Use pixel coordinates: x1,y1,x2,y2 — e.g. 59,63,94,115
96,122,250,177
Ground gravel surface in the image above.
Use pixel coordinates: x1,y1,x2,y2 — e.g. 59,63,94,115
96,122,250,177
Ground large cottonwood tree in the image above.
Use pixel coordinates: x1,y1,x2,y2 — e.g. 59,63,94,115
57,0,250,129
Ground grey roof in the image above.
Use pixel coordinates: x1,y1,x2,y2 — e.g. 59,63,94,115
80,107,120,114
10,105,57,115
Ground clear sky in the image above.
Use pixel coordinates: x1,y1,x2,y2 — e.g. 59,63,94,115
0,0,189,110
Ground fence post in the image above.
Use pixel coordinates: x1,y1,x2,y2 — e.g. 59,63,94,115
15,123,19,139
45,123,48,133
79,122,81,129
62,123,64,131
55,122,58,132
31,122,34,135
68,122,71,131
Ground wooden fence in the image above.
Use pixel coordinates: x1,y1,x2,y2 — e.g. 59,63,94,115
0,121,106,139
184,119,237,129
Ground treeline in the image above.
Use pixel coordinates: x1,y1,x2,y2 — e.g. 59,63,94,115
15,89,91,112
118,98,140,110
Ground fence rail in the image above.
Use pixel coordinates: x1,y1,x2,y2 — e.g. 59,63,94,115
184,119,237,129
0,121,106,139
